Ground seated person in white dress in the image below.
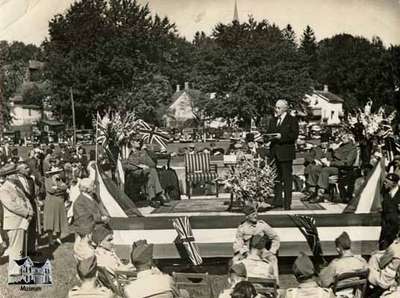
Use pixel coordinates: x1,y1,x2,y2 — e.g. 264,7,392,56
239,234,277,283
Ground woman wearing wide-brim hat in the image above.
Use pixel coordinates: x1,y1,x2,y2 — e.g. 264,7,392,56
43,167,68,247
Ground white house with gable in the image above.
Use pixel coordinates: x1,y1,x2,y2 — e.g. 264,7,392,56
304,85,344,125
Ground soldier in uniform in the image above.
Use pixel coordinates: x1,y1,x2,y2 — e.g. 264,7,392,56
218,263,247,298
233,206,280,266
124,240,182,298
367,239,400,297
319,232,367,289
239,234,277,282
286,252,334,298
68,254,113,298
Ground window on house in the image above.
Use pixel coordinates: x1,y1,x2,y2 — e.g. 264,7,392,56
331,111,334,119
28,109,31,116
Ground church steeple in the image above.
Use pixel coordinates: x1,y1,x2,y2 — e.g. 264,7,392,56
233,0,239,22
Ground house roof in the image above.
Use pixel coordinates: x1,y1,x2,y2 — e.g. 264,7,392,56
314,90,344,103
40,119,64,126
14,257,30,266
167,89,203,108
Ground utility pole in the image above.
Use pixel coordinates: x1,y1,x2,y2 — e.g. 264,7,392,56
0,67,5,140
70,87,76,146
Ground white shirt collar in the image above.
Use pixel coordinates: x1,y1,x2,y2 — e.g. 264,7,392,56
390,185,399,198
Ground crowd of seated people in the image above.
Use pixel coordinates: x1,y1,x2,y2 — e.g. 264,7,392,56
71,204,188,297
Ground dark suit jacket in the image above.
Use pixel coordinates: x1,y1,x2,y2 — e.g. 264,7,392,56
267,113,299,161
72,193,109,234
26,157,45,196
329,142,357,168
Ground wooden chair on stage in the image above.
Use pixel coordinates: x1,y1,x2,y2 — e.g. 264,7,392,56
332,269,369,298
184,153,218,199
172,272,214,298
248,277,278,298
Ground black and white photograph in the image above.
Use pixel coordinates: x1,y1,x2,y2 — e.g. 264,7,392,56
0,0,400,297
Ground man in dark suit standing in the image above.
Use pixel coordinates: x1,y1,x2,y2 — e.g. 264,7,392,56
267,100,299,210
379,173,400,249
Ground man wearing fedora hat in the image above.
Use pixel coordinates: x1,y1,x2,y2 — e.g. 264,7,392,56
0,163,34,261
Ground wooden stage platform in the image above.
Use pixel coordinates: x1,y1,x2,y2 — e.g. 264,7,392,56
100,159,384,261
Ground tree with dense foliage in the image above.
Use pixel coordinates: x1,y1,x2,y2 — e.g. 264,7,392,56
191,18,312,127
316,34,398,111
0,41,42,127
43,0,190,127
299,25,318,83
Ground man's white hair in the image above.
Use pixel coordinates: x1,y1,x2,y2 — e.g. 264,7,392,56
276,99,289,109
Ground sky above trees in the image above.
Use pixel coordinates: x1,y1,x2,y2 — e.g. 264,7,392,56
0,0,399,45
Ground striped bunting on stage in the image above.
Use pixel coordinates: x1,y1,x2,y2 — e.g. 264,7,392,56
172,217,203,266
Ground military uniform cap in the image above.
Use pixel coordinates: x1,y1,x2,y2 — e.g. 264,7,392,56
229,263,247,278
293,252,315,279
243,205,256,216
335,231,351,250
92,225,113,246
77,255,97,278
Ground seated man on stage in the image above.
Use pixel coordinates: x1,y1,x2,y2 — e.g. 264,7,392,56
233,206,280,278
308,133,358,203
127,139,168,206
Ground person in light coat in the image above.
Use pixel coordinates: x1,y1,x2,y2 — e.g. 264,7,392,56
0,163,33,261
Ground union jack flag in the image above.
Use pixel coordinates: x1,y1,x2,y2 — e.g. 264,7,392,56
290,215,327,271
136,119,170,151
172,217,203,266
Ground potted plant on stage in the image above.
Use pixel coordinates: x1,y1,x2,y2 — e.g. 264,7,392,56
224,158,276,211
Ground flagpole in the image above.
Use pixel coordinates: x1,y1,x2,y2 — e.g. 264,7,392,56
95,112,99,165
